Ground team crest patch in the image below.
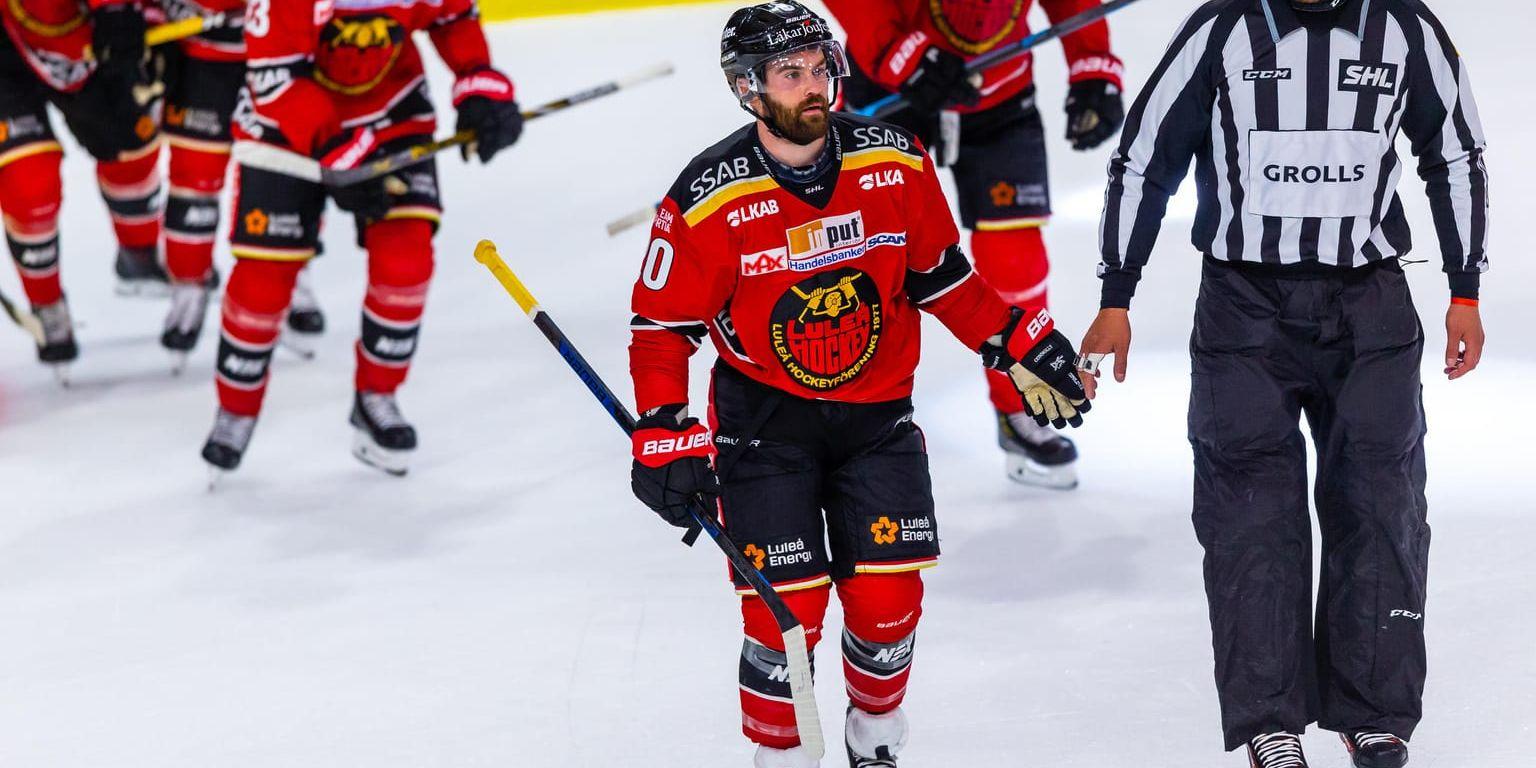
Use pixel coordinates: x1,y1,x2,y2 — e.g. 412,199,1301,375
314,14,406,95
769,268,882,391
929,0,1024,55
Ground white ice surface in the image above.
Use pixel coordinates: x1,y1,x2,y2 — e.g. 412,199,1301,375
1,2,1532,766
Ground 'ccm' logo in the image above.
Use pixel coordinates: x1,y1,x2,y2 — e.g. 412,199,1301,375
1339,61,1399,95
1243,68,1292,81
1389,609,1423,620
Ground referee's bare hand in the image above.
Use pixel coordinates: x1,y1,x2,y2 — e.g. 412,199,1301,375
1079,308,1132,396
1444,303,1484,380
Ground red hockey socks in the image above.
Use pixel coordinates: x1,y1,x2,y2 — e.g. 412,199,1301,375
96,147,163,252
739,585,831,749
972,226,1050,413
838,572,923,715
0,151,64,306
215,258,303,417
355,218,434,394
164,141,231,283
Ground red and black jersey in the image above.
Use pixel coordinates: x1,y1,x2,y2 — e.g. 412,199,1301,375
238,0,500,154
825,0,1123,113
629,113,1032,413
0,0,125,92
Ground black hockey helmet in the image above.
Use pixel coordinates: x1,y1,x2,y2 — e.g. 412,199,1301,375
720,2,849,105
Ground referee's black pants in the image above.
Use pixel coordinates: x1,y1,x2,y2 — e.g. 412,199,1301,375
1187,259,1430,751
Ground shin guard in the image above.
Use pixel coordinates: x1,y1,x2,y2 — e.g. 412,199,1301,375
838,572,923,715
215,259,302,416
164,141,231,283
740,585,831,749
355,219,434,394
0,151,64,306
96,149,163,252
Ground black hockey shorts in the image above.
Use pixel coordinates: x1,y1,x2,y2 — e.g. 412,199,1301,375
710,363,940,595
229,132,443,262
841,61,1050,229
160,47,243,147
1187,259,1429,750
0,33,158,163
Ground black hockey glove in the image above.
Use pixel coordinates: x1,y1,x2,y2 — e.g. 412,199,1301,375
631,404,718,533
900,47,981,114
452,68,524,163
91,4,146,72
981,307,1092,429
1064,79,1125,151
317,129,393,221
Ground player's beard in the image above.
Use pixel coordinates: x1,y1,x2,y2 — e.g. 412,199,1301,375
763,92,831,145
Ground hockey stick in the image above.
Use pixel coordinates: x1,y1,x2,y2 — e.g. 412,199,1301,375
605,203,661,238
854,0,1145,119
472,239,825,759
0,288,45,345
232,62,676,188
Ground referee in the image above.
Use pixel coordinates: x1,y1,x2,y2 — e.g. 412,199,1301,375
1077,1,1487,767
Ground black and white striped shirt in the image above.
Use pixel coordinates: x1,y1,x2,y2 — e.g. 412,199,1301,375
1097,0,1488,308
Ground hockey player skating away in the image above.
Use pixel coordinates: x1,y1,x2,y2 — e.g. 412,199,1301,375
1079,0,1488,766
628,4,1091,765
0,0,166,377
152,0,243,360
825,0,1125,489
200,0,523,477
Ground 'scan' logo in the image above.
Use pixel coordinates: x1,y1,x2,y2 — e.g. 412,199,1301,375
871,516,900,545
769,268,882,391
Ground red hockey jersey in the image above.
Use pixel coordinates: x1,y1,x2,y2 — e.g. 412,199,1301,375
0,0,126,92
630,114,1036,413
239,0,498,154
825,0,1122,113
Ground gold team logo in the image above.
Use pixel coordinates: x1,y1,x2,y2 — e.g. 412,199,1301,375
314,15,406,95
769,268,882,392
743,544,767,570
871,516,900,546
929,0,1025,55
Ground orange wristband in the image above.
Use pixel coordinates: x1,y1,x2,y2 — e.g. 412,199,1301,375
1451,297,1479,308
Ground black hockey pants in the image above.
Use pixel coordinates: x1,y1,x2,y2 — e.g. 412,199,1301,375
1187,260,1429,750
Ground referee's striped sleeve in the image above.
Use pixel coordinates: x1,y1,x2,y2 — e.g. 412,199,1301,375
1397,1,1488,299
1097,3,1229,309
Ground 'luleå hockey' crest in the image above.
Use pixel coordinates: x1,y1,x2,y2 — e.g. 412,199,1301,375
929,0,1025,54
769,269,882,391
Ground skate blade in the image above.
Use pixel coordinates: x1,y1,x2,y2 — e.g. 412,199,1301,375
352,431,410,477
168,351,189,376
115,280,171,299
206,465,228,491
1005,454,1078,490
278,334,317,361
49,363,72,388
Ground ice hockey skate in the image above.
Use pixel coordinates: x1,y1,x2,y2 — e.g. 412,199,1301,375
997,409,1078,489
1247,732,1308,768
161,282,211,372
1340,732,1408,768
33,298,78,385
845,707,905,767
202,408,257,486
286,266,326,336
350,391,416,476
113,246,170,297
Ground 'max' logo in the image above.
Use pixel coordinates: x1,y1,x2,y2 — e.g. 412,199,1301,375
1339,61,1399,95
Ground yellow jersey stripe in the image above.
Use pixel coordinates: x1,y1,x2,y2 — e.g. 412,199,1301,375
842,147,925,174
683,175,778,228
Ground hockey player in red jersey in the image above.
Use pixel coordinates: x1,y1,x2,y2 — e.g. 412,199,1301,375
825,0,1126,489
200,0,523,476
0,0,165,374
628,4,1091,765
